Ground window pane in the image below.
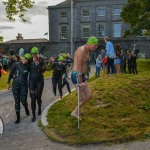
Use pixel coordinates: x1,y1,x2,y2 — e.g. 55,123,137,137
114,9,121,16
83,26,89,37
98,9,105,16
61,26,67,39
82,9,89,17
61,12,67,18
98,24,105,37
114,23,121,37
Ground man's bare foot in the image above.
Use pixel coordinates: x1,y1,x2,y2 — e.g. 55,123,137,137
71,112,82,120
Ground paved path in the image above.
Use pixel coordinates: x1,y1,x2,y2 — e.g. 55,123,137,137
0,66,150,150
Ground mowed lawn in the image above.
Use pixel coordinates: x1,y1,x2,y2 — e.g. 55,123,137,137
0,71,53,90
41,59,150,145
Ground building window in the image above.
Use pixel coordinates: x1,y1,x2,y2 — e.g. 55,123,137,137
98,9,105,16
60,25,67,39
82,26,90,37
114,8,121,16
98,24,105,37
114,23,121,37
82,9,89,17
60,12,67,18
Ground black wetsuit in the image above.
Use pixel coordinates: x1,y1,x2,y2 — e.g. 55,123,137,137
61,60,71,93
7,62,30,123
52,62,66,98
29,58,46,121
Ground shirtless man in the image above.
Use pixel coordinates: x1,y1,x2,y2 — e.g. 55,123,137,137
71,36,98,119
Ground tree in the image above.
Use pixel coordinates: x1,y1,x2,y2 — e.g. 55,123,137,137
3,0,34,21
121,0,150,37
0,36,4,43
0,0,34,42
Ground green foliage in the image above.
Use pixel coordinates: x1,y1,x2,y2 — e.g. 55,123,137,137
2,0,34,22
42,59,150,145
121,0,150,37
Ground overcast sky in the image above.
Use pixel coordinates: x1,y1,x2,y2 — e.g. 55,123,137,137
0,0,65,42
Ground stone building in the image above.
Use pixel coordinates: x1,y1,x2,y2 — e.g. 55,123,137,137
0,33,50,56
1,0,150,59
48,0,150,59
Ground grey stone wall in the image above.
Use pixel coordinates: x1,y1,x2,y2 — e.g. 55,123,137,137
48,0,150,58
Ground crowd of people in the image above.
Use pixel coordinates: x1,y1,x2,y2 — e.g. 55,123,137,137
95,36,138,77
0,35,139,123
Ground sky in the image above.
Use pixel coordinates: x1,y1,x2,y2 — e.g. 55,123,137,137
0,0,65,42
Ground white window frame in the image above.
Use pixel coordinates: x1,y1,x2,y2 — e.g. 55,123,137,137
60,25,67,39
98,24,105,37
82,26,90,38
98,9,105,17
114,23,121,37
114,8,121,16
82,9,89,17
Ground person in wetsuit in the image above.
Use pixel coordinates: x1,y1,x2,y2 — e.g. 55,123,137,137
61,53,71,94
29,47,46,122
52,56,66,99
7,54,31,124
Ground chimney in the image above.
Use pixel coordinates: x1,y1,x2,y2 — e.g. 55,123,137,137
16,33,23,40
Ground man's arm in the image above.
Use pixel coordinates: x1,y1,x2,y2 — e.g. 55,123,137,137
76,51,84,83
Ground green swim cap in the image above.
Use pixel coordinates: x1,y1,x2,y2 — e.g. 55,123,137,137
31,47,38,54
62,53,67,58
24,53,31,60
58,56,64,61
87,36,98,45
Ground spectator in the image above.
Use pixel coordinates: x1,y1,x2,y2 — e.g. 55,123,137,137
104,36,116,75
120,50,127,74
102,56,108,74
131,51,138,74
95,55,102,77
114,54,121,74
2,56,8,71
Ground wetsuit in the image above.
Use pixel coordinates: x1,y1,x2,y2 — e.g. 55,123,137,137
52,62,66,98
29,57,46,121
61,60,72,93
7,62,30,123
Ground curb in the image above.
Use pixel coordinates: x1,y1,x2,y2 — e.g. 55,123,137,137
41,88,75,126
41,74,95,126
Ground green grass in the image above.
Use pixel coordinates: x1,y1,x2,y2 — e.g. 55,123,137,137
0,71,53,90
42,59,150,145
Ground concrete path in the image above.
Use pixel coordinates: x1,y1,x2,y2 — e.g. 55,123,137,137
0,66,150,150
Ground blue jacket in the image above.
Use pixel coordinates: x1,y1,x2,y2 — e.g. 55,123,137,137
106,41,115,56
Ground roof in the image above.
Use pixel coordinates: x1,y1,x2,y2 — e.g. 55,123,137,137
48,0,71,9
3,38,49,44
56,0,70,7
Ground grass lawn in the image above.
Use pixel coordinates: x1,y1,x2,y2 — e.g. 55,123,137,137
0,71,53,90
41,59,150,145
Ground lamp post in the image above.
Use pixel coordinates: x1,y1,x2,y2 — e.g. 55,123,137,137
71,0,74,58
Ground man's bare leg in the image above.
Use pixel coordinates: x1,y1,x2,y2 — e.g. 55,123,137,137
71,82,92,119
